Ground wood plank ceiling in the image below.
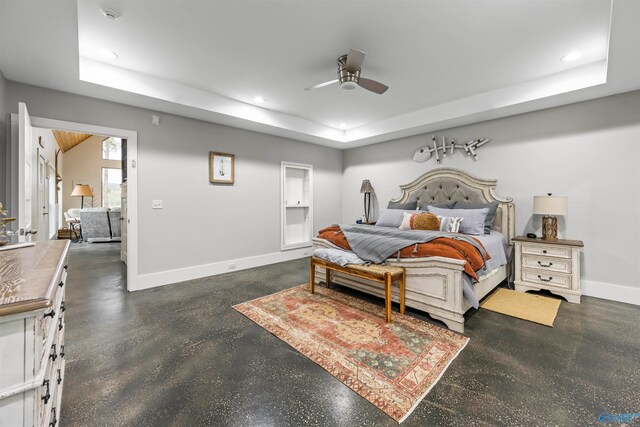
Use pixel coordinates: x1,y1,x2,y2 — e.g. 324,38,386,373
52,130,93,152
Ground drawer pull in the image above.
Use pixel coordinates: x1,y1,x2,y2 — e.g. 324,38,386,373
41,379,51,404
49,344,57,361
537,261,553,268
64,264,68,270
44,309,56,319
542,249,547,254
58,318,64,331
57,369,63,385
61,301,66,312
60,345,65,358
49,408,57,426
58,281,64,288
537,275,553,282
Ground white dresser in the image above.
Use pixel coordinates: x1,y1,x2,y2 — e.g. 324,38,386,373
0,241,70,427
513,236,583,303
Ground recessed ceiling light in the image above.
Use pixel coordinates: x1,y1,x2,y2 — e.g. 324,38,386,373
339,123,347,129
561,51,582,62
100,49,118,60
253,96,265,103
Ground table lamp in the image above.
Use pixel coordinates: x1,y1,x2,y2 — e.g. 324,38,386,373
360,179,374,223
533,193,567,240
71,184,94,209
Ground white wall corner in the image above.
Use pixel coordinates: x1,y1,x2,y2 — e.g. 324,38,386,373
134,247,312,291
582,280,640,306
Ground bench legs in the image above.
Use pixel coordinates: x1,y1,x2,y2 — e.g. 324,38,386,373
309,258,406,324
310,259,315,294
384,272,392,323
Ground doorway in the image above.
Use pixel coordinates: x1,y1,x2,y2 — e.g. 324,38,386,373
9,104,139,291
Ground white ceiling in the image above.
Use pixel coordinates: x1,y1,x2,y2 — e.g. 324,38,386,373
2,1,640,148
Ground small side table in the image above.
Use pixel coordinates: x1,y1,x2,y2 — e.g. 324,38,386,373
513,236,583,303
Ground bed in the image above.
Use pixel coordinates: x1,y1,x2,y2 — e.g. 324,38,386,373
312,168,515,333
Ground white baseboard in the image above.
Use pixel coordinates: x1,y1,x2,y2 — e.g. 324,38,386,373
582,280,640,306
134,247,312,291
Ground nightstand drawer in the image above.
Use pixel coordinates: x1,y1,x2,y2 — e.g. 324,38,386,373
521,243,571,258
521,256,571,274
521,270,571,289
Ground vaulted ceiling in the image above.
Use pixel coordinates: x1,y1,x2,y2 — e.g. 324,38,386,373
52,130,93,153
1,1,640,148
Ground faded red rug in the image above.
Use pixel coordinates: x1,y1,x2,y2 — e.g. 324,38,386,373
233,284,469,422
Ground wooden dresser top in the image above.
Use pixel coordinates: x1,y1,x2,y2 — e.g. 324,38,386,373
0,240,70,317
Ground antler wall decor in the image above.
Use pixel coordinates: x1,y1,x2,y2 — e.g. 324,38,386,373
412,135,490,163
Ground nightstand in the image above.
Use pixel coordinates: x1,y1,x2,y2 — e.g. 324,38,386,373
513,236,584,303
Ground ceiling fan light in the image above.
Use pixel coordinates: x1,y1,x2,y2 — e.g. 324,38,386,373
341,81,357,91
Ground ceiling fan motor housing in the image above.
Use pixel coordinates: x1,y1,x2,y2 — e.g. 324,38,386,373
337,54,360,90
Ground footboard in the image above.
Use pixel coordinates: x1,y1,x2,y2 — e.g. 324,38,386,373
313,238,468,333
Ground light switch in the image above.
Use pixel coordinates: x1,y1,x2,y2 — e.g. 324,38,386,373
152,200,163,209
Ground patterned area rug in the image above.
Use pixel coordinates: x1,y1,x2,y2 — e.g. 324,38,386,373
233,284,469,422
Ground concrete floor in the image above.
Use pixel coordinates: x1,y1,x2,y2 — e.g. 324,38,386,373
61,243,640,426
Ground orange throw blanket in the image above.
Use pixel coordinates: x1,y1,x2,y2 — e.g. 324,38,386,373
317,225,490,281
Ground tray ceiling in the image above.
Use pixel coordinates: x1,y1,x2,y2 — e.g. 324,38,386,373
2,1,640,148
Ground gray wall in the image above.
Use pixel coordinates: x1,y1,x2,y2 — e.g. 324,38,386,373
6,82,342,275
0,70,7,205
343,90,640,294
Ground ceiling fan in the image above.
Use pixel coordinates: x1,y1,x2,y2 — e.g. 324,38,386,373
305,49,389,94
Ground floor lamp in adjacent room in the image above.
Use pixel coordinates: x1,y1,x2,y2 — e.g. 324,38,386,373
71,184,94,209
360,179,374,224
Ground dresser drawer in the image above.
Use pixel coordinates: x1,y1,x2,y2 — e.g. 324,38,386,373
521,243,571,258
521,256,571,274
521,270,571,289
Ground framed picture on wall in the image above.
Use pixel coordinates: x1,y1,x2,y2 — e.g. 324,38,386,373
209,152,235,184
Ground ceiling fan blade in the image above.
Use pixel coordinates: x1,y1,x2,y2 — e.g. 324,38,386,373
305,79,339,90
358,77,389,94
345,49,365,73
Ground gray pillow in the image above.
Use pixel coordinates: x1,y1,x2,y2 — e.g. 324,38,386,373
426,206,489,235
387,200,418,210
419,201,456,210
453,201,499,234
375,209,417,228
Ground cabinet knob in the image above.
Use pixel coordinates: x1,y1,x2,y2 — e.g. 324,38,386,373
58,281,64,288
44,309,56,319
542,249,547,254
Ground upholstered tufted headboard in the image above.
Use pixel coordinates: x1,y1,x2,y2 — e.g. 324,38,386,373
390,168,515,244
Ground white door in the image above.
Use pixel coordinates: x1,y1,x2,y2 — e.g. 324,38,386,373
18,103,38,242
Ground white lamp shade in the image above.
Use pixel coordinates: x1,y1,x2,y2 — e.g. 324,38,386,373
533,195,567,216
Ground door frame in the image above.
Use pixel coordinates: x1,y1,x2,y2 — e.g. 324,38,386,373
21,115,139,292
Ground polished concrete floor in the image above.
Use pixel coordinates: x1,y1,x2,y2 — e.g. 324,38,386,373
61,243,640,426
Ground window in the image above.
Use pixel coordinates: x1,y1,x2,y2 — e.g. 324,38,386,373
102,168,122,208
102,137,122,160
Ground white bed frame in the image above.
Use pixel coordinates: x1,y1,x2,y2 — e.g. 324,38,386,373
313,168,515,333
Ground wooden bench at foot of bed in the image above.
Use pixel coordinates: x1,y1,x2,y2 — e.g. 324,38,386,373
309,256,406,323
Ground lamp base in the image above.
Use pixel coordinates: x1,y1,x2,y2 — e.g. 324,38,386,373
541,216,558,240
